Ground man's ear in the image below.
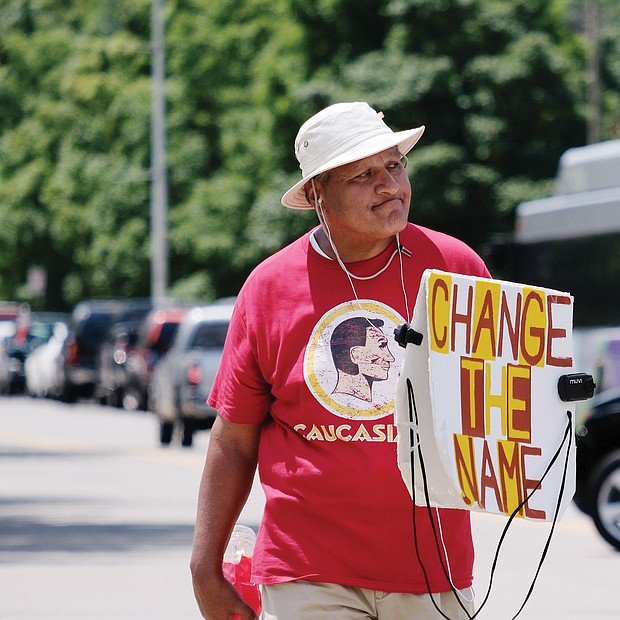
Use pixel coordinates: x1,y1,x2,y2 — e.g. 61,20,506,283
304,180,319,206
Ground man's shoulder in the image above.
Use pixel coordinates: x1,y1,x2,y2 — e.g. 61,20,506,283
405,223,471,251
252,233,309,273
404,223,490,276
239,232,310,302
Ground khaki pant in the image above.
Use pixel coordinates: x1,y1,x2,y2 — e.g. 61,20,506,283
261,580,475,620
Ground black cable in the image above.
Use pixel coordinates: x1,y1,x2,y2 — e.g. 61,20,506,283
508,410,573,620
407,378,474,620
406,378,574,620
472,409,572,620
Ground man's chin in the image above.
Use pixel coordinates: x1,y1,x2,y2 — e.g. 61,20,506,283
386,209,410,234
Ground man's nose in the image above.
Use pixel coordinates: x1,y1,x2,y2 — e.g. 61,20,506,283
376,168,400,193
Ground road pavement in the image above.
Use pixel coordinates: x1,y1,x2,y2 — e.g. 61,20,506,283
1,396,618,619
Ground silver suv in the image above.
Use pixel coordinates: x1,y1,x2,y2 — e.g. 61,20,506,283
150,301,234,447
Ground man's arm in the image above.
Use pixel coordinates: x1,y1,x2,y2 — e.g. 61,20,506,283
190,414,262,620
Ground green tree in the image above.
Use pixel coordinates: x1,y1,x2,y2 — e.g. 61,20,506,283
289,0,587,249
1,0,615,311
164,0,312,299
567,0,620,140
0,0,152,309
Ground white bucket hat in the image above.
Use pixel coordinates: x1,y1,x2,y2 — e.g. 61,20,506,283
281,101,425,210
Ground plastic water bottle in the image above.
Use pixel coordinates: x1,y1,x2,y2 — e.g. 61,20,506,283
222,525,262,619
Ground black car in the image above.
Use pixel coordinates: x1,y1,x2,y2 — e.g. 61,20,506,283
58,300,151,402
574,387,620,550
95,319,143,407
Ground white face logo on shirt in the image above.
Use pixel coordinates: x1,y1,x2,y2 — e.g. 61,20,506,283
304,300,406,420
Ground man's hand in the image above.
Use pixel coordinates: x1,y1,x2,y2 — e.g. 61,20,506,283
190,416,262,620
192,570,258,620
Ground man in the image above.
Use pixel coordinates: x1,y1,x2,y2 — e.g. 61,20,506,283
191,102,491,620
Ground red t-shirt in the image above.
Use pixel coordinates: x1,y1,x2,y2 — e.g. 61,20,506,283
208,223,490,593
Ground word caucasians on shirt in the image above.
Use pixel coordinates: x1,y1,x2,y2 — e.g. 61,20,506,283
294,422,397,443
428,272,572,519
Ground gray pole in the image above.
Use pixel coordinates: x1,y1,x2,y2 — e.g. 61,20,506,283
150,0,169,307
585,0,601,145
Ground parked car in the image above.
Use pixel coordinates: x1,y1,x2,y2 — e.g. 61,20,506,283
58,299,152,402
150,303,233,447
0,302,26,337
0,311,69,395
574,387,620,550
0,335,13,393
0,303,28,393
120,307,189,411
24,319,70,398
95,319,143,407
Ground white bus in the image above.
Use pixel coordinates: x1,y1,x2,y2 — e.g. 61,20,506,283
500,138,620,395
510,139,620,550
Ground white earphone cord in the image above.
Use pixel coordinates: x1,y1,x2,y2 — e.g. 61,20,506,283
312,179,412,323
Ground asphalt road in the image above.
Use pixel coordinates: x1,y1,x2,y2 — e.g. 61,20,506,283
1,396,618,619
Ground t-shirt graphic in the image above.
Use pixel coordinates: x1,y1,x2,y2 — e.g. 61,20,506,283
304,300,406,420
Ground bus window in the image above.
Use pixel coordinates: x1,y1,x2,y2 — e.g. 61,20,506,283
514,235,620,328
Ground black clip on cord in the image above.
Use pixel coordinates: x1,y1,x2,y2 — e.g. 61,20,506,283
394,323,424,348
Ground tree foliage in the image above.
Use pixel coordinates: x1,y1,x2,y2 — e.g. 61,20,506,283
0,0,617,310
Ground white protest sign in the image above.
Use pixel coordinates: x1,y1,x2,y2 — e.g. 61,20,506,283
395,270,576,521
